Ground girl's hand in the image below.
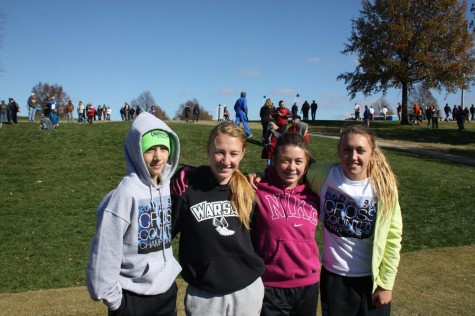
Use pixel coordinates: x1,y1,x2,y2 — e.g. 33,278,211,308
372,287,392,308
246,172,263,190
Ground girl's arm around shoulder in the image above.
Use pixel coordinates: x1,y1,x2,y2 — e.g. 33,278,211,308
171,165,195,197
170,165,195,238
305,162,337,194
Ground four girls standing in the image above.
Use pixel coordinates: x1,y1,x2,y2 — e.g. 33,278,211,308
87,111,402,315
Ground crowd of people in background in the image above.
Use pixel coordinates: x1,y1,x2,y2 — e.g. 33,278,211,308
352,100,473,131
0,91,166,129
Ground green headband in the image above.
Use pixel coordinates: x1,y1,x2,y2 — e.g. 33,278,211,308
141,129,171,154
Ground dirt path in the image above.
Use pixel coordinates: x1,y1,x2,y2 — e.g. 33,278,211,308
1,245,473,315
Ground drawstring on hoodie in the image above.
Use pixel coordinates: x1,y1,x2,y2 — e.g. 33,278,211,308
149,185,167,262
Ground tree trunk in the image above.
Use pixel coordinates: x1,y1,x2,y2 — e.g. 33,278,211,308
400,82,410,125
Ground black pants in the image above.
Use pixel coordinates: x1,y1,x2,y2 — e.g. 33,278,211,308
109,282,178,316
320,267,390,316
261,283,319,316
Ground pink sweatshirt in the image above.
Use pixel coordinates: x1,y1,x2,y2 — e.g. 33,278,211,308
251,167,321,288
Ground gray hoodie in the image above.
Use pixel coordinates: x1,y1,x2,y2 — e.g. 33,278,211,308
86,112,181,311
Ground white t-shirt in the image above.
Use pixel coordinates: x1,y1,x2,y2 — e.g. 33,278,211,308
320,165,377,276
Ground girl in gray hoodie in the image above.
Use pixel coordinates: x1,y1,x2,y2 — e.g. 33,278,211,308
86,112,181,315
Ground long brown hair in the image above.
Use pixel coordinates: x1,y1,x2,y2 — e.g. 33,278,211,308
338,125,398,217
207,122,255,229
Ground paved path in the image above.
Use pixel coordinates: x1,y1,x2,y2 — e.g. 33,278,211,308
310,133,475,167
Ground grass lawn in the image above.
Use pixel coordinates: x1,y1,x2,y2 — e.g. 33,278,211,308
0,117,474,314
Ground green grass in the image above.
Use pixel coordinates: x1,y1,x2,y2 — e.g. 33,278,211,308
0,118,474,293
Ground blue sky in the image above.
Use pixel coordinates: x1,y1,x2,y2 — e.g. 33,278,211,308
1,0,474,121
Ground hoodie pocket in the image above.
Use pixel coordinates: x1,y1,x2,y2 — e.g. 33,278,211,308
265,239,319,281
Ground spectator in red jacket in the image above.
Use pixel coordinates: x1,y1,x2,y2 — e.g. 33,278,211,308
272,100,291,132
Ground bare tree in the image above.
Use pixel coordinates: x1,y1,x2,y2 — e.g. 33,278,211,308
130,91,169,120
371,98,394,116
174,99,212,121
408,84,439,109
131,91,156,112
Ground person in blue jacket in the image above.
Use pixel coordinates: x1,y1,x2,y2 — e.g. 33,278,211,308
49,109,60,128
234,91,253,138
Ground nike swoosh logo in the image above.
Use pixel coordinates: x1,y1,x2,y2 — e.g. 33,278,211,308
294,223,303,227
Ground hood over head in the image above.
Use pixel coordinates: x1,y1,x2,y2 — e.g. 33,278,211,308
124,112,180,187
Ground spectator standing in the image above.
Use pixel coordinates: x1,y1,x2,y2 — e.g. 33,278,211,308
291,102,299,117
65,100,75,123
27,93,38,122
452,105,458,121
129,107,135,121
444,103,451,121
413,103,421,126
96,105,103,121
380,105,388,120
311,100,318,121
103,104,107,120
273,100,291,133
87,103,95,124
259,98,275,143
354,103,361,121
234,92,252,138
8,98,19,125
223,105,230,121
6,98,12,123
149,105,156,116
192,105,200,123
120,107,125,121
261,120,281,166
183,104,191,123
431,106,440,129
425,105,432,127
369,106,375,122
44,96,57,117
301,100,310,121
397,103,402,120
135,106,141,117
49,109,60,128
287,115,309,143
0,100,7,126
470,104,475,121
464,107,470,122
124,102,130,121
363,105,371,128
107,106,111,120
456,106,465,131
78,101,85,124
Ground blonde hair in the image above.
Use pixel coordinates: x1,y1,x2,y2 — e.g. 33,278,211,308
264,98,274,109
338,125,398,217
207,122,255,229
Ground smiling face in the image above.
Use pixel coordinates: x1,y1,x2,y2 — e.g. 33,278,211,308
274,145,308,189
338,132,373,181
143,145,170,186
207,134,245,185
